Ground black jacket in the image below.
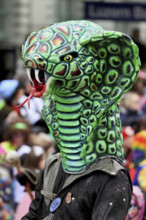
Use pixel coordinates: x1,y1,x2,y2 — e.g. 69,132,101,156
22,153,132,220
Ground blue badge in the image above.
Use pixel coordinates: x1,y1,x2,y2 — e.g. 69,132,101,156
50,197,61,212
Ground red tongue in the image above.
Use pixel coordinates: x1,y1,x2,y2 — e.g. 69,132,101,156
14,87,36,110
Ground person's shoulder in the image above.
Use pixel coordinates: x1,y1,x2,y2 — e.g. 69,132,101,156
88,157,125,176
45,153,61,166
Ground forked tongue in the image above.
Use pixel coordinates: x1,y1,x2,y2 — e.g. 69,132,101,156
14,87,36,110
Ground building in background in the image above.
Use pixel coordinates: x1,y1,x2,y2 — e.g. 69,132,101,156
0,0,59,80
1,0,146,80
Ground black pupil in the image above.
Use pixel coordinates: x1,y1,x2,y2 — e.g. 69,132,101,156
61,52,78,61
66,56,70,60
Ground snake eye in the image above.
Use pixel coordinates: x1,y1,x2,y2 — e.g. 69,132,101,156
63,54,73,62
61,52,78,62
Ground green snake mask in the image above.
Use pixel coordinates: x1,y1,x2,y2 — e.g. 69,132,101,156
22,20,140,173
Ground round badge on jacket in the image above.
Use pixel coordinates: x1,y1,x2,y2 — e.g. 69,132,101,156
50,197,61,212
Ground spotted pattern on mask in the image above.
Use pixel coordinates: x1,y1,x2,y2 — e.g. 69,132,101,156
22,20,140,173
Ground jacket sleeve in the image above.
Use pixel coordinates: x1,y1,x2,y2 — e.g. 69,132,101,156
21,170,44,220
91,170,132,220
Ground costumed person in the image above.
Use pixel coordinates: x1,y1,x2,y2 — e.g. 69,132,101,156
19,20,140,219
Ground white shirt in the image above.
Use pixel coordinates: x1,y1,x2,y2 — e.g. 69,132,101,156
18,95,44,125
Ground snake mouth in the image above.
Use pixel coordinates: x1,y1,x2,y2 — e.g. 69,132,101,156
26,68,47,97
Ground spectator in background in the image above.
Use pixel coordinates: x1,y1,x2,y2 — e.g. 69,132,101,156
23,145,47,171
0,165,14,220
14,146,47,220
122,126,135,170
0,119,31,220
122,127,146,220
28,128,56,155
0,77,48,143
137,117,146,133
0,120,31,154
131,70,146,111
130,130,146,219
0,119,32,210
131,28,146,68
120,91,145,131
0,79,24,108
16,74,48,133
131,130,146,170
0,79,24,141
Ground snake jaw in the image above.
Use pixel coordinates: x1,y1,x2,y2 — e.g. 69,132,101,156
26,68,47,97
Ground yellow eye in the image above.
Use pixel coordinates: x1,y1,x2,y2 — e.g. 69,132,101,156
63,54,73,62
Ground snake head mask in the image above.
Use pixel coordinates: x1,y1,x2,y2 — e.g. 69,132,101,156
22,20,140,173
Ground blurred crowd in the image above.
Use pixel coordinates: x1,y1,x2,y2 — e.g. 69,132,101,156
120,69,146,219
0,73,59,219
0,66,145,219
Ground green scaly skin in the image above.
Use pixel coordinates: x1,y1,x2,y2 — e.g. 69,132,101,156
22,20,140,173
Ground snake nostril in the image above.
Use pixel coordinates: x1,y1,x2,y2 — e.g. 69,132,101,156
38,58,44,62
54,80,64,86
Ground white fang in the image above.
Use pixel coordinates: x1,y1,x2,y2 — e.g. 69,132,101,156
26,68,33,84
35,69,42,84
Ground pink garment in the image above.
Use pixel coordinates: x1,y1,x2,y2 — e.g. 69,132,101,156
139,70,146,79
0,145,6,154
13,192,35,220
126,185,145,220
0,145,6,164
